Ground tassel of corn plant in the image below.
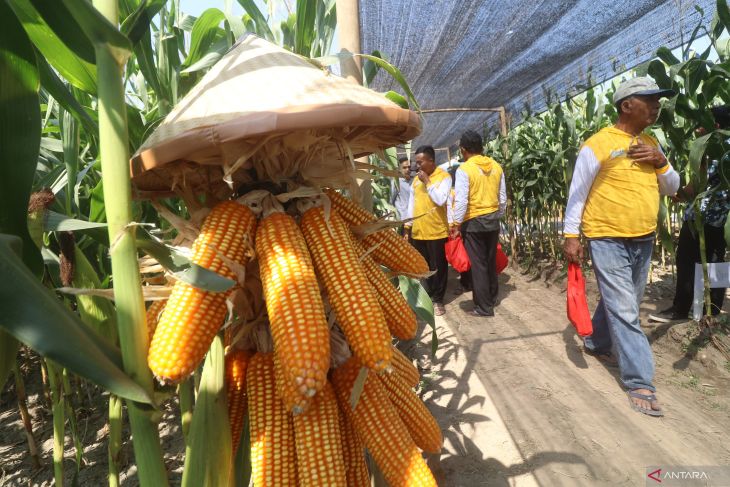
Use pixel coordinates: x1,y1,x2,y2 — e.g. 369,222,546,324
89,1,168,483
292,382,347,486
391,347,420,388
226,349,252,456
349,233,417,339
378,373,442,453
325,189,429,275
300,205,392,371
148,201,257,382
247,352,298,486
337,399,370,487
331,358,436,486
256,210,330,409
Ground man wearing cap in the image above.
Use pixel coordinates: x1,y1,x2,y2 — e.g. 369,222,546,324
563,77,679,417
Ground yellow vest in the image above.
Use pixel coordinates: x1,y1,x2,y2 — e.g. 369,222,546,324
460,155,503,221
581,126,668,238
412,167,450,240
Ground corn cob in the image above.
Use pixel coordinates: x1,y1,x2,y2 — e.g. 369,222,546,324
145,299,167,346
247,352,298,486
337,398,370,487
148,201,256,382
331,358,437,487
378,372,442,453
293,382,346,486
350,234,417,340
226,349,252,455
300,206,392,371
391,346,420,388
274,348,312,415
256,212,330,408
325,189,429,275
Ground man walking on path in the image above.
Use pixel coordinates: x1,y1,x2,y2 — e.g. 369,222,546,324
452,130,507,317
405,146,451,316
563,77,679,417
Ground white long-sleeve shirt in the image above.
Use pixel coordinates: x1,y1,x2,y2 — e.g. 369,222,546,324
405,175,451,220
390,177,412,220
564,145,680,236
452,169,507,224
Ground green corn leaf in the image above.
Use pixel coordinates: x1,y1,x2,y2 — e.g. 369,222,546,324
7,0,97,93
73,247,117,343
0,234,151,404
181,335,232,487
133,30,164,103
121,0,167,45
717,0,730,32
60,0,132,66
236,0,275,41
174,264,236,293
0,4,43,274
36,54,97,138
28,0,96,64
656,46,681,66
295,0,317,56
398,276,437,356
182,8,226,69
385,90,409,109
44,210,108,232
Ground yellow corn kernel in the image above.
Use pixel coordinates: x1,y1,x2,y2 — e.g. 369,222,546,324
148,201,256,382
337,398,370,487
256,212,330,410
331,358,437,487
226,349,252,455
349,233,417,340
247,352,298,486
391,346,420,389
325,189,429,275
145,299,167,347
293,382,347,486
300,207,392,371
378,371,442,453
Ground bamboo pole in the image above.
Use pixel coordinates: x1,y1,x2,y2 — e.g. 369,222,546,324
91,1,169,485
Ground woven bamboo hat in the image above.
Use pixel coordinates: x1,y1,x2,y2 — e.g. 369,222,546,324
130,34,421,199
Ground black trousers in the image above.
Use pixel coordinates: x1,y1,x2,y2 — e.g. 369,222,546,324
463,230,499,314
673,220,726,315
411,237,448,304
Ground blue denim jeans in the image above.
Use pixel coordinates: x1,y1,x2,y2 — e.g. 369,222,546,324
584,237,655,391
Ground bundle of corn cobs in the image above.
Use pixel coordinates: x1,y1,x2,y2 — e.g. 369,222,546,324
143,187,441,486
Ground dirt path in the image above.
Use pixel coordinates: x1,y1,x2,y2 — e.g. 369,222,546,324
404,268,730,487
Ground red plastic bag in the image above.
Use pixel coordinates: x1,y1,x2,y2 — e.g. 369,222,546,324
496,243,508,274
567,262,593,336
445,236,471,273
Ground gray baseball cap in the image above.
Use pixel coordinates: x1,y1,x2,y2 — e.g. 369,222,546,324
613,76,676,105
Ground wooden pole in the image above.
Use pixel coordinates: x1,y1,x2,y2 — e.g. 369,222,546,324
336,0,373,209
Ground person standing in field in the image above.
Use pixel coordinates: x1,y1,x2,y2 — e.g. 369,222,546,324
405,146,451,316
563,77,679,417
390,156,413,223
451,130,507,317
650,105,730,322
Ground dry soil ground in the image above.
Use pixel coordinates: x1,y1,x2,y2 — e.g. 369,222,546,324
402,266,730,486
1,265,729,486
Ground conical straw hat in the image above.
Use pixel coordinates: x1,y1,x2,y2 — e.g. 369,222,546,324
130,34,421,199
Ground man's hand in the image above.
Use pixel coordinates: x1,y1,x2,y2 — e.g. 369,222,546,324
563,237,584,264
627,138,667,169
449,225,461,239
417,170,430,185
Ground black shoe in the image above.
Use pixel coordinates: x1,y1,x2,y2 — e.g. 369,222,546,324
648,306,688,323
470,308,494,317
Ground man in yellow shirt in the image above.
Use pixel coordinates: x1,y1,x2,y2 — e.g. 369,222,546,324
405,146,451,316
563,77,678,417
451,130,506,317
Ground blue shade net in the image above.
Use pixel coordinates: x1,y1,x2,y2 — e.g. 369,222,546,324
360,0,717,154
